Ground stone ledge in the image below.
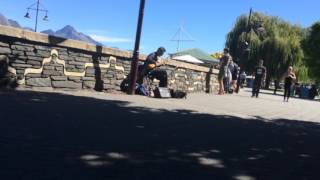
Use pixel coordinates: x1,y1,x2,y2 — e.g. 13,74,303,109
0,25,219,74
165,59,219,74
0,25,139,59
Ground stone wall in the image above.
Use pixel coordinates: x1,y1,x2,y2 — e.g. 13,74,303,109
0,25,218,93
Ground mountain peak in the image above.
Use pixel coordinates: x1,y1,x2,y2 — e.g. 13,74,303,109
8,19,21,28
0,13,101,45
0,13,22,28
42,26,102,45
60,25,76,32
0,13,9,26
41,29,55,35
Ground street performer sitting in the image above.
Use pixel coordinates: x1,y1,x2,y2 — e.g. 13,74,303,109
138,47,168,87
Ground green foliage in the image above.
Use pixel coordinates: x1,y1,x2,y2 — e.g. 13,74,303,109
302,22,320,80
226,12,307,82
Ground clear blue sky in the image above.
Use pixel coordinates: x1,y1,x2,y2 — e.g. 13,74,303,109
1,0,319,55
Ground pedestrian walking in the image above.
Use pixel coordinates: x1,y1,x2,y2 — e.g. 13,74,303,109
282,66,296,102
230,61,239,92
252,59,267,98
274,79,280,95
239,71,246,88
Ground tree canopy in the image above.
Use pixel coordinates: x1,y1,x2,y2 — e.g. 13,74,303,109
302,22,320,80
226,12,307,83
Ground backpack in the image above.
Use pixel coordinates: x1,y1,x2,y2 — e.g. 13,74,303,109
170,89,187,99
136,84,149,96
232,64,238,76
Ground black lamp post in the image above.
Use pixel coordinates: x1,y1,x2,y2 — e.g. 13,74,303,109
128,0,146,95
236,8,265,93
24,0,49,32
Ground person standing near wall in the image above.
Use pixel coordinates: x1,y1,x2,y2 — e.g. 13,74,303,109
282,66,296,102
252,59,267,98
0,55,16,88
218,48,232,95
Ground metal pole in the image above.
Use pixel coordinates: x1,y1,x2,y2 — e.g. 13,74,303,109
236,8,252,93
244,8,253,70
246,8,253,69
128,0,145,95
246,8,253,44
34,0,40,32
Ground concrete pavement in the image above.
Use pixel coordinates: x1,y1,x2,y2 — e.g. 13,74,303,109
36,87,319,122
0,88,319,180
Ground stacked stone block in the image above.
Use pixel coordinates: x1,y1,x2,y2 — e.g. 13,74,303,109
0,29,218,93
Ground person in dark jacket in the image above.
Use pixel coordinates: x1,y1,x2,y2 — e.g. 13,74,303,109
252,59,267,98
138,47,167,87
274,79,280,95
229,60,239,92
282,66,296,102
309,84,318,100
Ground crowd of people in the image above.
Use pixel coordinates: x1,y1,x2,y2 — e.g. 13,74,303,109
133,46,318,101
217,48,240,95
217,48,319,101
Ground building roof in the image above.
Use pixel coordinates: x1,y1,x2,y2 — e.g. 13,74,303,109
172,55,204,64
171,48,219,64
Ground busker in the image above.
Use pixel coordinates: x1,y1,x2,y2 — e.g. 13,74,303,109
138,47,168,88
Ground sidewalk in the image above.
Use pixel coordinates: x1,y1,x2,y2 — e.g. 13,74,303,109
21,87,318,122
0,88,319,180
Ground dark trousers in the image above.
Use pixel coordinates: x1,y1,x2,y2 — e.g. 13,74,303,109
252,79,262,97
284,83,291,100
274,80,279,94
223,78,230,93
239,78,245,88
149,69,168,87
274,86,278,94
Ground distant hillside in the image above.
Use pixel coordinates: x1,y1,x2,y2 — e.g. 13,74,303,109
0,13,101,45
0,13,21,28
41,25,102,45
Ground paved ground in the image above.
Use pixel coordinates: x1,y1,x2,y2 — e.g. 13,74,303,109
0,88,320,180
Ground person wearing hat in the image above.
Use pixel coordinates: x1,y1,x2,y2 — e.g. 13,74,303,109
139,47,168,87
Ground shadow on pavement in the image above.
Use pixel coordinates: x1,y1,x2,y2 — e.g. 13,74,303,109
0,90,320,180
244,88,320,102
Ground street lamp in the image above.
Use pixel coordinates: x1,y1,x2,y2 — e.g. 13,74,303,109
236,8,265,93
24,0,49,32
257,26,265,33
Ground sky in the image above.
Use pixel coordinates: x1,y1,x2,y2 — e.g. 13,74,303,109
1,0,319,55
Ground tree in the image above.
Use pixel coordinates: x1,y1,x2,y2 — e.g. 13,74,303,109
226,12,306,87
302,22,320,80
211,52,223,59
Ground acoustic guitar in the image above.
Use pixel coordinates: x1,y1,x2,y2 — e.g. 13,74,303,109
147,59,169,70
